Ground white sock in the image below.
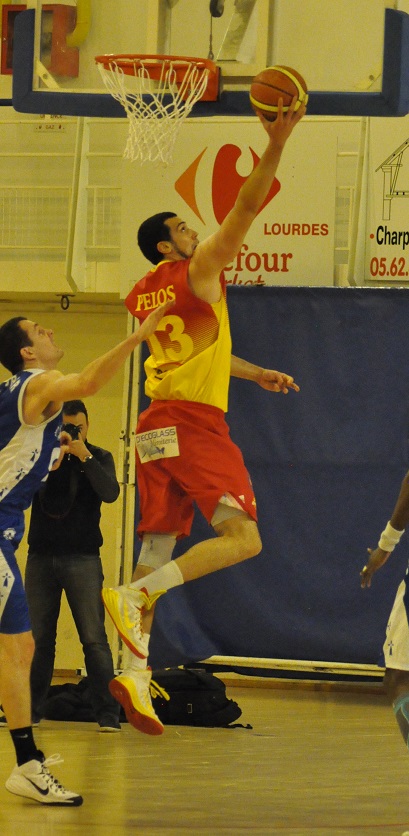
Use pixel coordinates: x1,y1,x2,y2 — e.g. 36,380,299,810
130,560,184,597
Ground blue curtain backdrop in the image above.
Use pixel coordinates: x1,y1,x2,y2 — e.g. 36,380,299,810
134,286,409,669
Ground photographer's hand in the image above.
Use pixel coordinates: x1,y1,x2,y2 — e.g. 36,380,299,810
50,430,71,471
66,438,89,461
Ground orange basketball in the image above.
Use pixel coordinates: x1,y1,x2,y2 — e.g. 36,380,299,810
249,65,308,122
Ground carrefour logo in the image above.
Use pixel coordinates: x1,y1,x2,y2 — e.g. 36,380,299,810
174,144,280,225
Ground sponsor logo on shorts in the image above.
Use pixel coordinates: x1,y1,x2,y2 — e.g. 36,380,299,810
135,426,180,462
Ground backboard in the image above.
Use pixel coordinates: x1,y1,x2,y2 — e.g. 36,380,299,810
2,0,409,117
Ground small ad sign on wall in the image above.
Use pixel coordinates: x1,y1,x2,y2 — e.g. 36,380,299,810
366,115,409,282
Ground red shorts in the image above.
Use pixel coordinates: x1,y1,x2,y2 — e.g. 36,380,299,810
135,400,257,539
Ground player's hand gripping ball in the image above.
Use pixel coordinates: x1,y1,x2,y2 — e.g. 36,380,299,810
249,65,308,121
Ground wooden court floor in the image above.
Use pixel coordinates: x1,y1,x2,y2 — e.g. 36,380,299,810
1,680,409,836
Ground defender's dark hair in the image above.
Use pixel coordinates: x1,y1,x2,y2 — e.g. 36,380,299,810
0,316,32,375
137,212,176,265
63,400,88,421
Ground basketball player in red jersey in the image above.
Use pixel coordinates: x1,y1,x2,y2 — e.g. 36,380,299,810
102,97,306,734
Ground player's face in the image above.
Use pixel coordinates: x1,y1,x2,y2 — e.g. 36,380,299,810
164,217,198,259
19,320,64,368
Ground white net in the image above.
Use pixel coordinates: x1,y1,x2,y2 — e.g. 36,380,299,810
97,56,211,165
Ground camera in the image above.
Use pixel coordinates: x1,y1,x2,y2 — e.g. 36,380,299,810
61,422,82,440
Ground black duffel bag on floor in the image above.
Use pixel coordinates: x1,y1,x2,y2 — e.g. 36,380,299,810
151,667,249,728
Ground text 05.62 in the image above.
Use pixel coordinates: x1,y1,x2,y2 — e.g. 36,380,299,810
369,257,408,278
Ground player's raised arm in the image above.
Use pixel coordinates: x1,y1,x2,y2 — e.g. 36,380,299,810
23,301,173,425
189,96,306,294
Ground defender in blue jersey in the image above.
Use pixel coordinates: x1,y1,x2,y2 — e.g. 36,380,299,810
0,304,170,805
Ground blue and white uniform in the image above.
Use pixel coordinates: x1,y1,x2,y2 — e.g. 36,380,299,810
382,573,409,670
0,370,61,633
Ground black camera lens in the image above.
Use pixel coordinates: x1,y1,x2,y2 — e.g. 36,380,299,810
61,422,81,439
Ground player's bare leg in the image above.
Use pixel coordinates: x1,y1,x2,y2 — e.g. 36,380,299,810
0,631,34,729
384,668,409,751
104,514,261,650
176,514,261,581
1,632,83,805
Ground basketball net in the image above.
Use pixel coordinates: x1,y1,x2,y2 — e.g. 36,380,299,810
96,56,212,165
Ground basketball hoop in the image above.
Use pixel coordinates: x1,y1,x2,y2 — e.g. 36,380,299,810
95,54,219,165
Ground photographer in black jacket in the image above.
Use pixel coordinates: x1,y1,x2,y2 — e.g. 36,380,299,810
25,400,121,732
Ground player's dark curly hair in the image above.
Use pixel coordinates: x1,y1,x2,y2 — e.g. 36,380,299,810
137,212,176,265
0,316,32,375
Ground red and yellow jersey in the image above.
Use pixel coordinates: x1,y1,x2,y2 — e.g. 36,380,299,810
125,260,232,411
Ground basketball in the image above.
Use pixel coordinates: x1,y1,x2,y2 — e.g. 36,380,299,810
249,65,308,122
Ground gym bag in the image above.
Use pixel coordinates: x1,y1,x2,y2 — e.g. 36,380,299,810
151,667,248,728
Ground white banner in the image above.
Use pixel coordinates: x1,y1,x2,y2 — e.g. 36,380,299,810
366,115,409,282
120,118,338,295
